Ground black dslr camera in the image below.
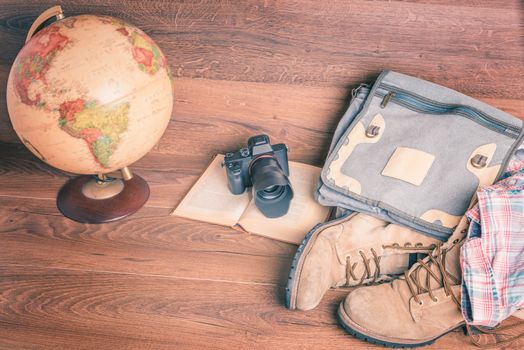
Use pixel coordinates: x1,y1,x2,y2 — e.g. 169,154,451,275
224,135,293,218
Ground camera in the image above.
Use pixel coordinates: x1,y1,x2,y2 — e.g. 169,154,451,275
224,135,293,218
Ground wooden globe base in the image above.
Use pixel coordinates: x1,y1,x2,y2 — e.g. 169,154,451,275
57,174,150,223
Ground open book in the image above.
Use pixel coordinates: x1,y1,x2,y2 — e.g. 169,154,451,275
171,154,331,244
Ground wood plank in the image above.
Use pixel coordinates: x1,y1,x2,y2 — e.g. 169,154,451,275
0,66,14,143
0,265,497,350
0,1,522,92
0,196,296,285
382,0,520,8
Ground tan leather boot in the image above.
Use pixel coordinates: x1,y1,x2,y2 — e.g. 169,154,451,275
337,216,468,348
286,212,440,310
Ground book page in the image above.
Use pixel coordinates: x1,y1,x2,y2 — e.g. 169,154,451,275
237,162,331,244
171,155,251,226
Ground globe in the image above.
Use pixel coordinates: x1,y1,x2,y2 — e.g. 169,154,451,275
6,11,174,174
6,7,174,223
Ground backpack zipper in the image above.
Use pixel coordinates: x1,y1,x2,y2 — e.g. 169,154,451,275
376,83,520,138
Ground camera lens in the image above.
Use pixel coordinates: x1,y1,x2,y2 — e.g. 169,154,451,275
250,157,293,218
259,185,285,200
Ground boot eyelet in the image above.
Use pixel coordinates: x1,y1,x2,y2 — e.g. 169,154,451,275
432,297,439,303
415,243,423,247
418,300,424,306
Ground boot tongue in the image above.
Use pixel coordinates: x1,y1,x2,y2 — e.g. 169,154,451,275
380,254,409,275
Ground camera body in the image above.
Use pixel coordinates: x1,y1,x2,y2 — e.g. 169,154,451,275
224,135,289,195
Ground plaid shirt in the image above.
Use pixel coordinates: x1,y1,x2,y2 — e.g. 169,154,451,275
460,155,524,327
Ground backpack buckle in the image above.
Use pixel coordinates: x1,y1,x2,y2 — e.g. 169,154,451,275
366,125,381,138
471,154,488,168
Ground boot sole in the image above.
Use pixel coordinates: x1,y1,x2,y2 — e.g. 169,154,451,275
337,302,465,348
285,212,357,310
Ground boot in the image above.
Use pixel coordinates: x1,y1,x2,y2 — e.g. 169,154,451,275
286,212,440,311
337,216,468,347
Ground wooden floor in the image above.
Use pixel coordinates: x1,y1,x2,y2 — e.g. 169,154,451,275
0,1,523,349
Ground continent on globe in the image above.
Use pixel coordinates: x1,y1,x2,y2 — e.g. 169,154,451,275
104,17,167,75
12,25,70,107
58,98,129,167
130,31,167,75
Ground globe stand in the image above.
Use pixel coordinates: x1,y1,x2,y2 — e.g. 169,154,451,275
57,167,149,223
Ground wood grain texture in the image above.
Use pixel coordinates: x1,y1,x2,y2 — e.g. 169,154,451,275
0,265,501,350
0,197,296,286
0,0,523,349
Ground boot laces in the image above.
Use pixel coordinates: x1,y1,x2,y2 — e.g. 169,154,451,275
405,240,524,347
404,242,461,306
344,242,435,287
466,319,524,348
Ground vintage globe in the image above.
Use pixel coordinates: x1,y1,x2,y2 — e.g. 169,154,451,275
6,12,174,175
6,7,174,223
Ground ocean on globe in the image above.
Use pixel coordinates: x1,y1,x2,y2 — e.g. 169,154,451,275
6,14,174,174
